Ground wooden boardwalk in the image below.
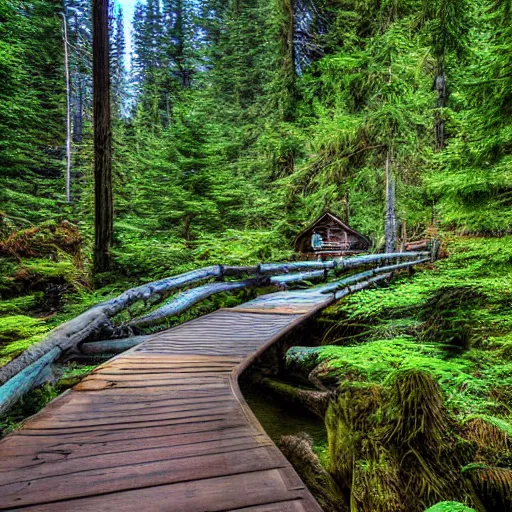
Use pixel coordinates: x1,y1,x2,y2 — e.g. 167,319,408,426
0,289,333,511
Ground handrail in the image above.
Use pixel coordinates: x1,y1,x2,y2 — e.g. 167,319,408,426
0,251,432,415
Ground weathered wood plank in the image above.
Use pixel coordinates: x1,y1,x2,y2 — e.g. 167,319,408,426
6,469,322,512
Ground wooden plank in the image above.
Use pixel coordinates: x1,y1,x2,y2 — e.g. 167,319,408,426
0,446,288,508
4,469,322,512
0,436,274,486
228,500,309,511
12,418,247,444
24,406,241,430
231,307,312,315
0,430,269,470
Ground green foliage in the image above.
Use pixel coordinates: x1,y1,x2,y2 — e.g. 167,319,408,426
0,0,65,224
424,503,476,512
302,237,512,419
286,237,512,509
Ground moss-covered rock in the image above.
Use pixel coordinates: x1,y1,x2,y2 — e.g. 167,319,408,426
0,221,82,263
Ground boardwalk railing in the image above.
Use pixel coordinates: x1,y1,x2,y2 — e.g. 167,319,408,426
0,251,431,415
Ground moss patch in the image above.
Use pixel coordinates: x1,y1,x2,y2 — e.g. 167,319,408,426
424,503,476,512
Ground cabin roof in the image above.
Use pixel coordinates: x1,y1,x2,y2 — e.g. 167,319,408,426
294,211,370,249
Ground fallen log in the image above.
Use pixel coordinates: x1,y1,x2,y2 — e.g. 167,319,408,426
405,240,429,251
126,277,267,329
0,347,60,416
80,335,153,355
0,266,227,387
258,376,330,418
279,434,348,512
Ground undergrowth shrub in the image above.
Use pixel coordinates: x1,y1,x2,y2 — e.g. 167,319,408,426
0,221,83,265
419,286,486,349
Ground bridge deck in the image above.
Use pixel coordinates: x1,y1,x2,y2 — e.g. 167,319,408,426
0,290,331,511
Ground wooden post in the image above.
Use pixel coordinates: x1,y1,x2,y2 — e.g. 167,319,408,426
93,0,114,273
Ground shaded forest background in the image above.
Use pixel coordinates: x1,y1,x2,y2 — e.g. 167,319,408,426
1,0,511,278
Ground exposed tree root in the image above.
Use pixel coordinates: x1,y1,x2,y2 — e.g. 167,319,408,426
279,433,348,512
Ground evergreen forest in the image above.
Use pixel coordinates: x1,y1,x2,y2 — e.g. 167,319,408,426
0,0,511,509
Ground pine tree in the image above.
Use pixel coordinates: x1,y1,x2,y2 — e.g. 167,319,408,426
0,0,65,222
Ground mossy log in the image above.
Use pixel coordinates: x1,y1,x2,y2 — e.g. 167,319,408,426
258,376,330,418
279,433,348,512
463,464,511,511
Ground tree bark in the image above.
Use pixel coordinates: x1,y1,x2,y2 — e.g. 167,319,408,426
434,65,448,150
279,434,348,512
93,0,114,273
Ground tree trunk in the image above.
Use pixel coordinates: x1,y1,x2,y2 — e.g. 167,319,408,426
61,13,72,203
435,65,448,150
385,150,397,253
93,0,114,273
72,12,84,145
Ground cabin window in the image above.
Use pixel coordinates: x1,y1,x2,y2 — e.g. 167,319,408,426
311,232,323,249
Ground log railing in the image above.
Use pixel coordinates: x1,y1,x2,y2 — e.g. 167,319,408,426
0,251,432,415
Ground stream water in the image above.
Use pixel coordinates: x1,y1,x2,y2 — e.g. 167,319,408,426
241,382,327,446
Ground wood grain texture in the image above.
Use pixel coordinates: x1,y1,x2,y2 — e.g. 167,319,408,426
0,289,331,511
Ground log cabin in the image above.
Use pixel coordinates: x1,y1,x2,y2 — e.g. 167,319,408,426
294,211,370,258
